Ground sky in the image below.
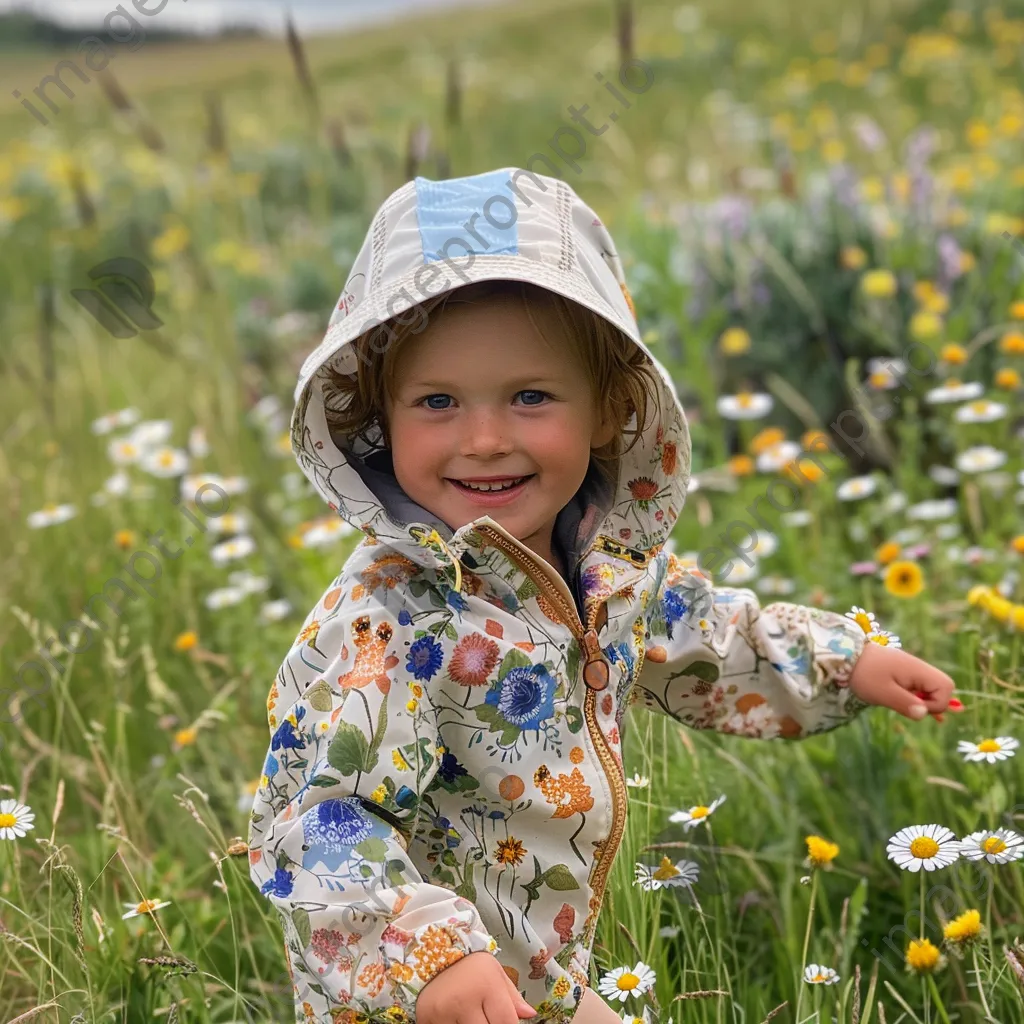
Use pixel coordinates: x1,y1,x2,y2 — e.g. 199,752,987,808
0,0,506,35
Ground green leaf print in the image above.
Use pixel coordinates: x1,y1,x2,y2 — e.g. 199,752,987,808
678,660,720,683
540,863,580,891
292,906,312,949
444,621,458,642
304,679,334,713
354,837,389,862
498,648,532,678
327,722,371,776
454,875,477,903
516,577,540,603
564,704,584,734
565,639,580,684
364,694,388,769
308,774,339,788
385,858,410,886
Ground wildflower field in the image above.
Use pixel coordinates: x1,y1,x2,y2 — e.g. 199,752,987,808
2,0,1024,1021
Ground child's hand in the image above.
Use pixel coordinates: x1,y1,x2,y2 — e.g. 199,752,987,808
847,642,963,722
415,950,537,1024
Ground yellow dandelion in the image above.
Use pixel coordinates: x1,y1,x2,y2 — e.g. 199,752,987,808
885,560,924,598
114,529,137,550
174,727,198,748
861,269,898,298
727,454,755,477
939,343,967,365
1000,331,1024,355
805,835,839,868
369,784,387,803
910,311,943,340
876,540,901,565
719,326,751,356
905,938,944,975
994,368,1021,391
173,631,198,652
943,909,983,948
749,427,786,455
1008,300,1024,321
840,246,868,270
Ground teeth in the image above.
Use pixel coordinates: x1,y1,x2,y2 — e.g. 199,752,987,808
458,477,527,492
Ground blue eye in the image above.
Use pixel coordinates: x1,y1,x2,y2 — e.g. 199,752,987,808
518,390,548,406
423,395,452,410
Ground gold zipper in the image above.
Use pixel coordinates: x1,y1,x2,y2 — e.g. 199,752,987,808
472,522,628,944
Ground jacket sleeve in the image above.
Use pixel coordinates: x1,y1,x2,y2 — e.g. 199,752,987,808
248,582,499,1018
633,553,871,739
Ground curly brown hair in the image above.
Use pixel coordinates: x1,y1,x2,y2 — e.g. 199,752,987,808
320,279,661,486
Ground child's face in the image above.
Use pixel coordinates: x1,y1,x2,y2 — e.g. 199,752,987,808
386,294,616,571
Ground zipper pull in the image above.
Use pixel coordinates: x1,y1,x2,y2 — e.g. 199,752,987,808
581,629,610,691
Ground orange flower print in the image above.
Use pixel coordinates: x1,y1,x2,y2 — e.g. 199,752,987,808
448,632,500,686
485,618,504,638
357,961,386,998
553,903,575,944
628,477,659,507
495,836,527,866
296,620,320,646
661,441,678,476
337,617,400,694
529,947,552,980
410,924,467,982
533,765,594,818
361,553,419,592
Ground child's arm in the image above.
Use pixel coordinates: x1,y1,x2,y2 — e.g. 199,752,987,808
634,553,956,739
247,594,500,1017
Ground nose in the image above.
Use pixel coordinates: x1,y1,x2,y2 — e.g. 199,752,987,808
459,405,513,458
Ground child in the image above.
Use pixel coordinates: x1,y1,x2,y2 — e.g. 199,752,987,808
248,168,959,1024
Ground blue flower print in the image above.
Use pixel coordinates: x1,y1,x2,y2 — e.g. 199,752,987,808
446,590,470,614
438,750,468,784
271,706,306,752
263,752,279,779
407,636,443,680
485,664,556,731
261,867,294,898
398,609,413,626
662,587,689,639
302,797,376,872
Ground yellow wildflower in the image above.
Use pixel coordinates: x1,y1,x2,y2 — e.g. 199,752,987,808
944,909,983,949
173,631,198,652
861,269,898,298
805,835,839,868
905,938,944,975
884,561,924,598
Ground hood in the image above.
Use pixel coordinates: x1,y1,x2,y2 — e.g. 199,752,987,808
290,167,691,578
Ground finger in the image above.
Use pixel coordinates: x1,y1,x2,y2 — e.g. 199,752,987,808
888,685,930,720
483,992,519,1024
905,665,955,710
502,971,536,1017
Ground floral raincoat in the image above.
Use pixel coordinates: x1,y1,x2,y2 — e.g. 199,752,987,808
248,210,870,1024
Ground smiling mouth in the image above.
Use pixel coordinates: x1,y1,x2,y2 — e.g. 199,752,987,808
448,475,534,493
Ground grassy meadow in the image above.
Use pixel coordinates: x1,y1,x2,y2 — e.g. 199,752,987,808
1,0,1024,1021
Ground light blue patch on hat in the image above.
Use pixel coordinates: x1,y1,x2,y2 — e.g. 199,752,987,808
414,170,519,263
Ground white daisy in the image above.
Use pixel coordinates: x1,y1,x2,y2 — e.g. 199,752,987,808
956,828,1024,865
837,475,878,501
103,470,131,496
867,629,902,649
220,476,249,495
26,503,76,529
752,531,778,558
716,391,773,420
886,824,960,872
658,925,680,938
207,512,249,535
128,419,173,449
625,773,649,788
634,857,700,891
954,400,1007,424
597,962,656,1003
210,536,256,566
925,380,984,404
259,599,294,623
108,437,143,466
928,465,960,486
140,446,189,478
204,586,247,610
228,570,270,595
803,964,840,985
956,737,1017,763
935,522,961,540
90,407,140,435
757,575,796,595
882,490,908,514
756,440,801,473
669,795,726,830
619,1010,653,1024
302,517,356,547
0,799,36,840
979,471,1012,496
121,898,172,920
188,426,210,458
720,558,759,585
845,606,877,634
956,446,1007,474
782,510,813,527
907,498,958,521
